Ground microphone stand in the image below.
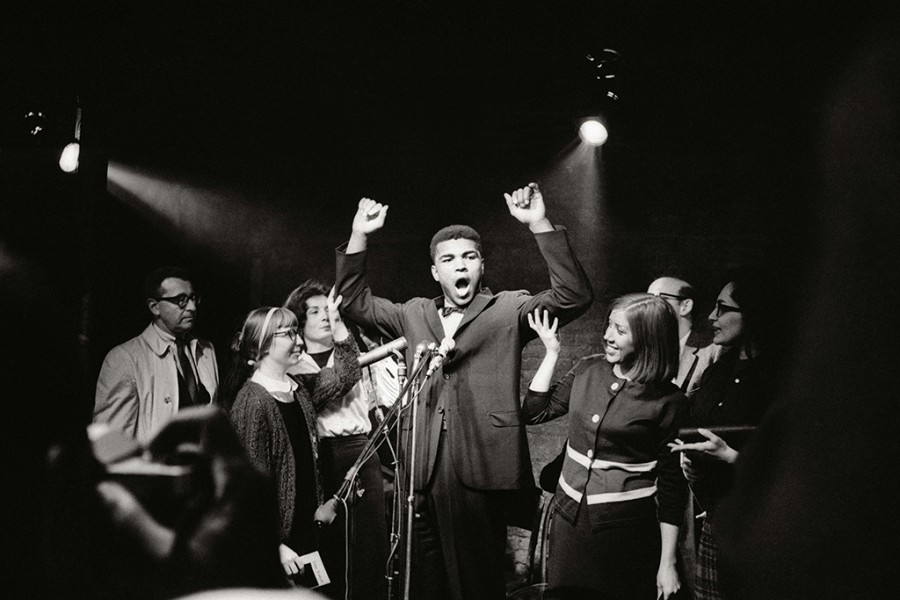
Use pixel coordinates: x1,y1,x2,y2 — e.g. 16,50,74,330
385,351,407,600
316,345,434,598
318,350,431,524
400,348,448,600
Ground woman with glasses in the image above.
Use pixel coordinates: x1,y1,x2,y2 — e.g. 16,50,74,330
524,296,688,600
668,265,773,600
222,296,360,586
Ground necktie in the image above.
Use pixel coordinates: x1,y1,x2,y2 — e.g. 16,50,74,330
176,339,200,407
441,305,465,318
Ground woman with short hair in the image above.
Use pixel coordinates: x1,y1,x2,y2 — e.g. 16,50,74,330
524,294,688,600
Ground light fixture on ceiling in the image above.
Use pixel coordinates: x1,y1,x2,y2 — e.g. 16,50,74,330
59,97,81,173
579,118,609,146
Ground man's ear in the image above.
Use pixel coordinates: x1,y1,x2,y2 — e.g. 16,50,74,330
431,264,439,282
147,298,161,318
680,298,694,317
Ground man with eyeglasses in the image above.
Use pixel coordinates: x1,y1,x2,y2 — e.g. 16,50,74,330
94,266,218,445
647,276,720,397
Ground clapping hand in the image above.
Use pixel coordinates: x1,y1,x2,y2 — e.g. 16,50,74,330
327,288,350,343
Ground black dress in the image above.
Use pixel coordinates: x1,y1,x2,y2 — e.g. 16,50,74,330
688,349,771,600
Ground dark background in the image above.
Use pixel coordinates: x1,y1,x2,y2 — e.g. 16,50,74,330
0,1,881,404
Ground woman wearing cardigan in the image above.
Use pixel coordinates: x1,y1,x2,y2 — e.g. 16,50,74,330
524,297,688,600
223,297,360,585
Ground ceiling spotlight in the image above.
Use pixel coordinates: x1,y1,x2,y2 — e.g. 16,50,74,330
579,119,608,146
59,97,82,173
59,142,80,173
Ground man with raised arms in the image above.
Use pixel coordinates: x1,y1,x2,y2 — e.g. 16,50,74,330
334,183,593,600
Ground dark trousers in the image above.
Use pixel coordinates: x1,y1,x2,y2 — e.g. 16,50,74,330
318,435,389,600
411,435,508,600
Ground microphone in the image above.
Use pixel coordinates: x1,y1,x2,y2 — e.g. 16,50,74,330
358,337,408,367
425,337,455,377
395,348,407,388
411,342,431,371
314,497,338,526
314,464,358,526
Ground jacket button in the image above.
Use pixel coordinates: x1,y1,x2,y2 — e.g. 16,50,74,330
591,414,600,423
164,396,172,404
611,382,620,391
586,449,594,458
443,374,450,380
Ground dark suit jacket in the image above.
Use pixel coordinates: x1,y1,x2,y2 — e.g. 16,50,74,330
335,227,593,491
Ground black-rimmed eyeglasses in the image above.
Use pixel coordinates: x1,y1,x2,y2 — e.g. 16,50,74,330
272,327,301,341
714,300,743,317
651,292,685,302
156,294,201,309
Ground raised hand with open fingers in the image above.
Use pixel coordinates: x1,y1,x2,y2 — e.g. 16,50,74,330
527,308,560,354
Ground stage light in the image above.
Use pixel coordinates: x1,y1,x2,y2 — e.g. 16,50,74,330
59,142,80,173
59,97,82,173
579,119,608,146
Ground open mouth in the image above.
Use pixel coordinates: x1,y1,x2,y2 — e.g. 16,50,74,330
454,276,471,295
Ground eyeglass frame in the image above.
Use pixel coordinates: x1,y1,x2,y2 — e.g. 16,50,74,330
155,293,202,309
272,327,301,341
714,299,743,317
650,291,686,302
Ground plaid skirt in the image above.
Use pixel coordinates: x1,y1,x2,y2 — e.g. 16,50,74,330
694,517,723,600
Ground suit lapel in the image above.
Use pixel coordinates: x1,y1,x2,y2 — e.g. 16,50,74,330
678,343,699,382
424,298,445,343
453,289,492,338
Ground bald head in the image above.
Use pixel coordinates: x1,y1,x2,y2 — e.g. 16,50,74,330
648,277,696,335
648,277,691,299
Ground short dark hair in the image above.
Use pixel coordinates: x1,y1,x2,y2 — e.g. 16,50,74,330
429,225,482,261
143,266,192,300
283,279,331,329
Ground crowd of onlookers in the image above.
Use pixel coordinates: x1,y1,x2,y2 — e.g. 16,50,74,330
3,7,899,597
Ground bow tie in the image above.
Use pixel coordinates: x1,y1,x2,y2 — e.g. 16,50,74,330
441,305,466,318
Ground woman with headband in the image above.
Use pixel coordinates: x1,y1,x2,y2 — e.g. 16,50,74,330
223,294,360,586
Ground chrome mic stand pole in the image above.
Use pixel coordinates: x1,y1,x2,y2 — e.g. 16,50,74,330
385,349,408,600
317,347,431,525
402,343,448,600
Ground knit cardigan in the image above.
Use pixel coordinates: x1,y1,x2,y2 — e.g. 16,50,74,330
230,337,361,541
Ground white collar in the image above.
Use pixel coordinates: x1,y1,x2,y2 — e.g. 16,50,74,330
251,370,298,396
